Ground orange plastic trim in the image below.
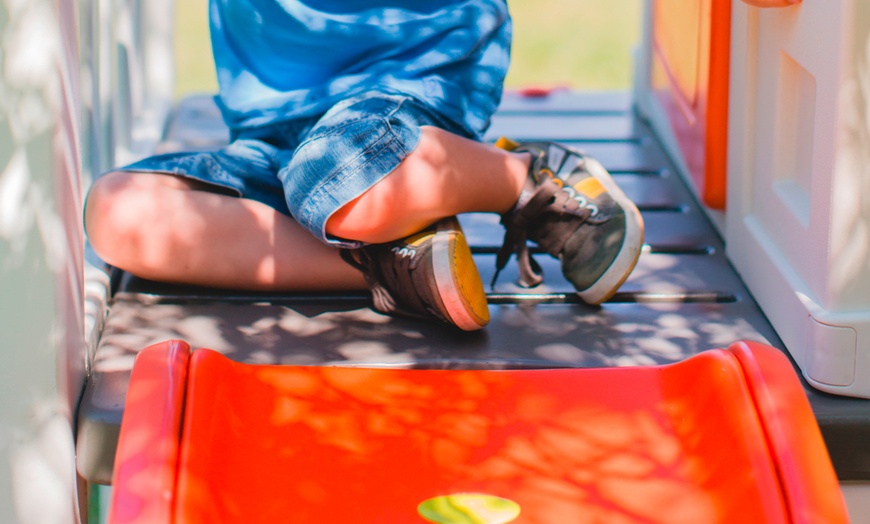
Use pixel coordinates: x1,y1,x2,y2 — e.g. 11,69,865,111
726,341,848,522
703,0,731,209
108,340,190,524
651,0,731,210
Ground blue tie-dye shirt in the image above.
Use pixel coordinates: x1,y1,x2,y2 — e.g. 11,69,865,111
209,0,511,138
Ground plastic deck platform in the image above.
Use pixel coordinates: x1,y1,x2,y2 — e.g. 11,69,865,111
76,91,870,485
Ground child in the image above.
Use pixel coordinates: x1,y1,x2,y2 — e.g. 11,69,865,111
84,0,643,331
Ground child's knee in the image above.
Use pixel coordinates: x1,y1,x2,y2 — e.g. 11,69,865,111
324,171,434,244
324,195,384,243
85,172,162,256
85,172,130,238
324,135,447,243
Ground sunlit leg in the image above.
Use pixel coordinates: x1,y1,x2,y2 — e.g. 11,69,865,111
85,171,367,291
326,126,530,243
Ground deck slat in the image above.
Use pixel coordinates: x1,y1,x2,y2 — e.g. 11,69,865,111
94,297,779,370
485,113,641,142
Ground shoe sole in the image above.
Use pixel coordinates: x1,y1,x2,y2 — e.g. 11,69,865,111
574,156,645,305
431,222,490,331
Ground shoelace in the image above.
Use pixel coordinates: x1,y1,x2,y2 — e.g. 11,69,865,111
340,248,398,314
492,177,591,289
341,246,434,319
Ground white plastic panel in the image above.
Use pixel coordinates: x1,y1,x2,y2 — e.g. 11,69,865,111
806,318,856,387
771,51,815,229
0,0,87,521
727,0,870,397
841,482,870,523
735,1,840,303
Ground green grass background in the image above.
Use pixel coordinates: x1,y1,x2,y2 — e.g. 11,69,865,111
173,0,642,98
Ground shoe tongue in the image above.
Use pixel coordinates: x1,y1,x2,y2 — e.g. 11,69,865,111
546,144,567,173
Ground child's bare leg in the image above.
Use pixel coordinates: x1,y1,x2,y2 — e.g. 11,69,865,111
85,171,367,291
326,123,644,308
326,126,529,243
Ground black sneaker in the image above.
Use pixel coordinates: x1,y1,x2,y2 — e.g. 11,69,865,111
493,138,644,305
342,217,490,331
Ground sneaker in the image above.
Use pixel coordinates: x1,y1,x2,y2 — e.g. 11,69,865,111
341,216,490,331
493,138,644,305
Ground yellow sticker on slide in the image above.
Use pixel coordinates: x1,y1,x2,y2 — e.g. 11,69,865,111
418,493,521,524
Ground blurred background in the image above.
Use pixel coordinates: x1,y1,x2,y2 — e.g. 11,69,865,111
173,0,642,98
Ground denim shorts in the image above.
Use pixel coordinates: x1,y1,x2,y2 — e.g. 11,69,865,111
118,92,467,247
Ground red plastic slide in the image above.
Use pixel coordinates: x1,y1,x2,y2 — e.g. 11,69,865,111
108,340,847,523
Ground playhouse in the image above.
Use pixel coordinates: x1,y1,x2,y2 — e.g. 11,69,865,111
1,0,868,522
